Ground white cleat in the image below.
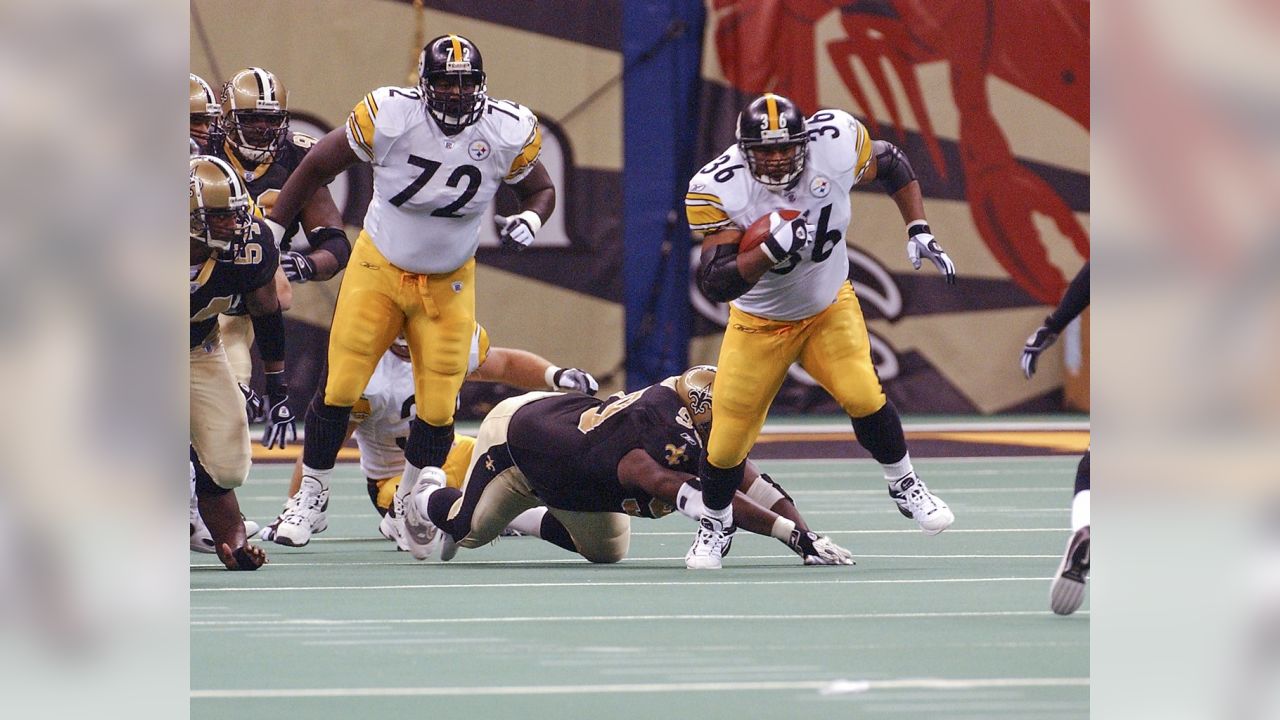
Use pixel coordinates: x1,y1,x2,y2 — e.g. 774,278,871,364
190,508,216,554
268,476,330,547
378,512,410,552
1050,525,1090,615
889,473,954,536
403,467,446,561
243,517,261,539
685,516,736,570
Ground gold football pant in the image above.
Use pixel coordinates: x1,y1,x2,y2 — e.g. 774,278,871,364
189,335,250,489
324,232,475,427
707,282,886,469
447,392,630,563
217,314,254,386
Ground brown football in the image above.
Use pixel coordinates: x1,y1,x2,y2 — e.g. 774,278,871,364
739,209,801,253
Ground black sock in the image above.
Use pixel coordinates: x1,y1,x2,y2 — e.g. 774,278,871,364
1074,450,1090,495
539,513,578,553
302,399,352,470
700,459,744,511
851,401,908,465
426,486,464,537
405,418,455,469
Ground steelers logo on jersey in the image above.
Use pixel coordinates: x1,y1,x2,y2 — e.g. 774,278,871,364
810,176,831,198
469,140,491,161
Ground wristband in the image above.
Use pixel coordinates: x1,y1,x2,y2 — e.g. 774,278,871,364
544,365,562,390
513,210,543,234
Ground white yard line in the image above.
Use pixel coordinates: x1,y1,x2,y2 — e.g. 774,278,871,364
192,674,1088,699
191,576,1055,594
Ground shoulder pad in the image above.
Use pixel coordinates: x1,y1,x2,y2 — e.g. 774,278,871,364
685,146,750,233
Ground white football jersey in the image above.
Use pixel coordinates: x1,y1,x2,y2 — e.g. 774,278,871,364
685,109,874,321
346,87,542,274
352,323,491,479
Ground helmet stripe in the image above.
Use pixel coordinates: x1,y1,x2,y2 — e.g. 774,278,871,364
764,94,779,131
449,34,463,64
249,67,268,103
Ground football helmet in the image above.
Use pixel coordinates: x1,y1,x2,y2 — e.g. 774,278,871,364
190,73,220,152
418,34,487,134
220,67,290,163
190,155,253,254
675,365,716,442
736,93,808,190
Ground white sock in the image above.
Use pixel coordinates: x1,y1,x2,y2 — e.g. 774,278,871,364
507,508,547,537
399,461,423,501
300,465,332,491
884,454,914,485
1071,490,1090,531
704,503,733,527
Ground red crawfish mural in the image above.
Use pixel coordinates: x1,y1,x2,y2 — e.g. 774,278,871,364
713,0,1089,304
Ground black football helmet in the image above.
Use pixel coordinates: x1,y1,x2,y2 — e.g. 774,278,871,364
418,34,487,134
736,93,808,189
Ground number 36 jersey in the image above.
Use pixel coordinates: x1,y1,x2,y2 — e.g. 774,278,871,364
346,86,542,274
686,109,874,321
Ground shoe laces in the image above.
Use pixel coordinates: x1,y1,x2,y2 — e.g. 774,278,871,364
285,488,326,520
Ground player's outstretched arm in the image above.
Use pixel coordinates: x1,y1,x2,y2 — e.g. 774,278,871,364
267,128,360,235
283,186,351,283
495,162,556,252
245,280,295,449
859,139,956,284
469,347,598,395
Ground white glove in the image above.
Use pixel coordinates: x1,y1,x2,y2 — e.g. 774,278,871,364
787,529,855,566
546,366,599,395
262,217,287,250
1021,321,1059,379
760,211,814,266
906,222,956,284
495,210,542,252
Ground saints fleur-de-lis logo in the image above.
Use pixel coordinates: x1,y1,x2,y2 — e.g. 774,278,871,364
664,443,687,466
484,454,495,472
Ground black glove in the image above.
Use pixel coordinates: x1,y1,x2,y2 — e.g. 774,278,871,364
551,367,600,395
238,382,266,423
280,250,317,283
1021,318,1060,379
261,372,297,449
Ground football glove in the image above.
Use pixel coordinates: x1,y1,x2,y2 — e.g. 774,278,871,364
787,529,855,566
280,250,317,283
238,382,265,423
761,212,814,266
261,373,297,449
1021,320,1060,379
551,367,599,395
495,210,542,252
906,223,956,284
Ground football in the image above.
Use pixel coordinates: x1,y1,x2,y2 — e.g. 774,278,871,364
739,209,801,253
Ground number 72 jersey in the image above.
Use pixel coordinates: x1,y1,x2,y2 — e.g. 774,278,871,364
686,109,874,321
346,86,543,274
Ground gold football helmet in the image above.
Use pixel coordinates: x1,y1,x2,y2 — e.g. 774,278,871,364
675,365,716,441
220,67,289,163
190,73,220,152
190,155,253,253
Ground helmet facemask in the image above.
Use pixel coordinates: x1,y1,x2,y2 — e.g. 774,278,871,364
736,93,809,191
225,109,289,163
418,36,487,134
190,156,253,256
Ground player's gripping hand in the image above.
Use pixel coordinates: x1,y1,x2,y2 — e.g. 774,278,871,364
217,542,267,571
495,210,542,252
906,222,956,284
238,382,266,423
787,529,855,566
761,212,814,267
261,372,297,449
280,251,317,283
549,367,599,395
1021,320,1060,379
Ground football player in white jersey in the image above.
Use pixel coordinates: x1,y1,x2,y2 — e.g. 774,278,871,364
261,323,599,548
682,93,957,569
264,34,556,542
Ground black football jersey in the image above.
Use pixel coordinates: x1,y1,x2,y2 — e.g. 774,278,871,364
505,383,703,517
189,218,279,349
213,131,316,249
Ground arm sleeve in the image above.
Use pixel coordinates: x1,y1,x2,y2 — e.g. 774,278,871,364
1045,261,1090,333
345,91,380,163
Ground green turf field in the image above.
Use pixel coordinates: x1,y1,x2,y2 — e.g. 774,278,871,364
191,455,1088,719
